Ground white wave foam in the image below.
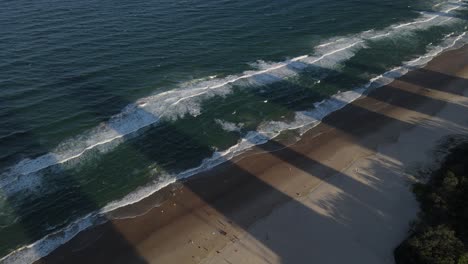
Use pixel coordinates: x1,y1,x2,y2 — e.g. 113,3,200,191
214,119,243,132
2,0,464,193
0,36,365,194
394,3,462,29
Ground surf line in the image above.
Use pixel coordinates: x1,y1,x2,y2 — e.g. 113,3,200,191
4,1,465,179
166,41,363,109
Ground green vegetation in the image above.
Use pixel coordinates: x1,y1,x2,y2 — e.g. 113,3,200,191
395,141,468,264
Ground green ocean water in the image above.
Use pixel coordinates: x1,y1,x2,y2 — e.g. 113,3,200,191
1,0,468,262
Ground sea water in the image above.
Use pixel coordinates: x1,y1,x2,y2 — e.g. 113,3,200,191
1,0,468,262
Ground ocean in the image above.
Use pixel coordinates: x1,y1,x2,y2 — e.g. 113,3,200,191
1,0,468,262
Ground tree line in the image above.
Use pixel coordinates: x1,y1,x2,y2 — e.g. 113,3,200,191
395,141,468,264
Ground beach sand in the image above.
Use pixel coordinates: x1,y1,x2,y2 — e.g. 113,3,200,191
35,45,468,264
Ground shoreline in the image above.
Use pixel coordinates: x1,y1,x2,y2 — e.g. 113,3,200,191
2,18,468,264
11,44,463,263
28,44,468,263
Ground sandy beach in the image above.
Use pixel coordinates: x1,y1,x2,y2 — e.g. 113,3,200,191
34,45,468,264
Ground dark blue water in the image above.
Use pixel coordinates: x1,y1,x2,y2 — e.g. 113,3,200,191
1,0,468,262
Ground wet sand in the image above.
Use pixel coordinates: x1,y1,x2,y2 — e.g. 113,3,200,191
35,45,468,264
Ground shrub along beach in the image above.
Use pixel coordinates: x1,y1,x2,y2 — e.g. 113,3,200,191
395,139,468,264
